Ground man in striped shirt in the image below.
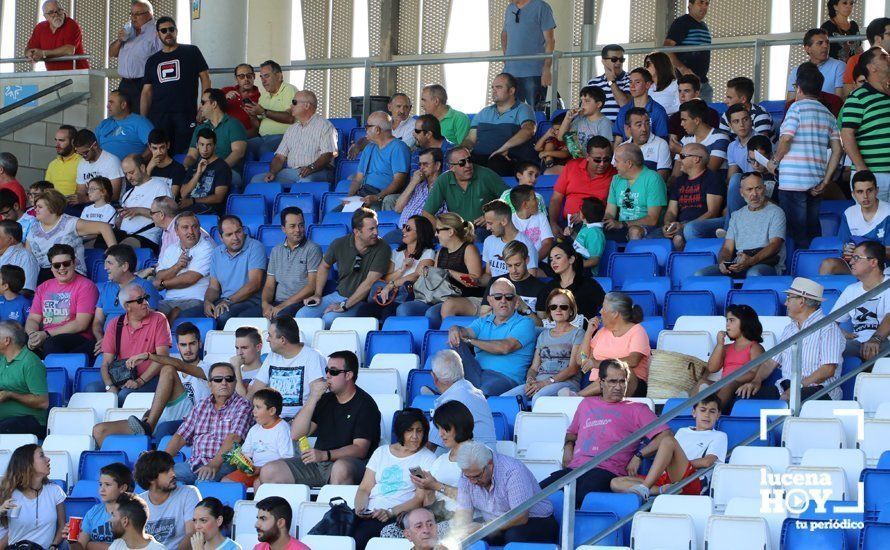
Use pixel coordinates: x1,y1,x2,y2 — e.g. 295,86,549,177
840,46,890,202
585,44,631,122
664,0,713,101
771,65,843,249
718,77,774,139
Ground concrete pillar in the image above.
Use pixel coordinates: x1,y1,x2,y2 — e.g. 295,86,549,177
190,0,248,86
246,0,292,69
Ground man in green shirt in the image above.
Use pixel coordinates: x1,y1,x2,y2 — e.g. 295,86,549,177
185,88,248,191
604,143,667,242
0,320,48,437
421,84,471,146
422,147,509,239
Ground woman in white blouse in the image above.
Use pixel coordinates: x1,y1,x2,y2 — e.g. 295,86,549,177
645,51,681,115
0,444,67,550
369,215,436,314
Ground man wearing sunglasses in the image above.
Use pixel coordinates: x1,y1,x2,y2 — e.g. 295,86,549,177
657,143,723,249
220,63,261,133
549,136,616,235
409,115,452,175
585,44,631,122
73,129,125,205
24,0,89,70
603,144,667,242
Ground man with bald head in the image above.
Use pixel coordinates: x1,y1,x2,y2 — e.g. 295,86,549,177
347,111,412,209
656,142,723,249
25,0,89,70
447,278,537,395
119,154,173,251
108,0,162,114
96,89,155,161
254,90,339,185
603,143,667,242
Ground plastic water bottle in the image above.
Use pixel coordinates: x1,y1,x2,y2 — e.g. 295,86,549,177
123,21,136,41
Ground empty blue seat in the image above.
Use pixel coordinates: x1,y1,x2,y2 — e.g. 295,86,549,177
421,330,450,364
662,398,694,417
197,214,219,230
491,412,510,441
663,290,716,328
792,249,838,278
717,416,770,448
781,518,846,549
741,275,794,293
819,212,841,237
861,521,890,549
608,252,658,288
243,182,285,215
101,435,150,465
667,415,697,434
574,511,621,546
667,252,715,288
365,331,413,364
593,277,612,292
226,194,267,223
621,290,659,316
684,238,723,257
811,275,857,293
335,159,360,182
622,277,671,306
242,161,270,186
285,181,331,206
638,316,663,348
378,223,399,236
680,275,732,310
257,225,286,253
819,200,854,215
382,316,431,355
45,353,87,380
172,318,214,344
879,452,890,470
406,369,435,406
726,289,781,316
487,396,521,437
195,481,246,507
580,492,640,545
822,288,841,314
439,316,478,330
798,500,863,550
273,193,315,219
79,451,129,481
599,241,619,278
810,236,843,252
64,497,99,521
74,368,103,393
323,211,355,226
70,479,99,498
307,224,349,250
45,367,69,402
625,239,672,267
730,398,786,417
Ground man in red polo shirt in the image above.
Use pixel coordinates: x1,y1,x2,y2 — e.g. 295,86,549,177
0,154,27,210
549,135,616,235
220,63,261,135
25,0,89,70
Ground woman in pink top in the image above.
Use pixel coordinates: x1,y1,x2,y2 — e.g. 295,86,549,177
578,292,651,398
702,304,764,412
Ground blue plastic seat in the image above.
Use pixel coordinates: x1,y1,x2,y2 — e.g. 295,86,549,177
592,277,612,292
242,161,271,186
716,416,770,448
195,481,246,507
410,394,436,412
864,469,890,521
307,224,349,250
323,211,355,226
421,330,450,364
799,500,862,550
810,236,843,252
621,277,671,306
79,451,129,481
503,544,557,550
625,239,672,267
335,159,360,182
243,182,286,215
284,181,331,206
382,316,431,355
781,518,846,549
811,275,857,293
792,249,839,278
439,316,478,330
258,151,275,163
487,396,521,437
573,511,621,547
620,290,659,316
158,435,192,463
320,192,349,214
680,275,732,310
537,185,555,206
819,212,841,237
257,225,286,253
861,521,890,549
730,398,786,417
822,288,841,314
44,353,87,382
667,252,715,288
684,238,724,257
329,118,359,148
70,479,99,498
534,121,553,141
172,318,214,345
89,258,107,283
197,214,219,231
406,369,435,406
365,331,414,364
608,252,658,288
334,179,352,193
599,241,619,278
663,290,716,328
491,412,510,441
667,415,697,434
64,497,99,521
226,194,267,223
45,367,69,402
579,492,640,545
273,193,315,221
74,368,103,393
726,289,781,316
101,435,150,465
741,275,794,293
638,316,663,349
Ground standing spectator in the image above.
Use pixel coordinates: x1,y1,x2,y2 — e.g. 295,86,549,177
119,154,174,251
420,84,471,146
0,153,27,210
832,241,890,359
674,99,729,174
262,207,323,319
220,63,261,134
45,125,80,198
644,51,680,115
773,66,843,248
154,212,214,321
661,143,723,248
620,108,672,182
108,493,166,550
141,16,211,154
462,73,538,176
0,322,47,437
843,17,890,95
108,1,162,115
0,444,67,548
664,0,713,101
840,46,890,201
786,29,847,99
603,144,667,241
147,129,188,187
389,93,418,149
96,89,155,161
255,90,338,185
134,451,201,549
254,497,311,550
556,86,613,151
78,462,134,548
821,0,862,62
822,171,890,275
24,0,88,69
613,68,670,143
348,111,412,209
0,266,31,323
422,148,509,231
185,88,248,191
550,136,616,231
74,129,126,203
426,350,498,448
0,220,38,293
500,0,556,106
480,200,539,281
585,45,631,122
718,77,774,138
174,129,231,215
244,60,298,160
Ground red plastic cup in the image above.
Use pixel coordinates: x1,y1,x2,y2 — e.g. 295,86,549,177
68,516,83,542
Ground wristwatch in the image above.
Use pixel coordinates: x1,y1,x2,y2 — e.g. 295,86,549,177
308,162,316,171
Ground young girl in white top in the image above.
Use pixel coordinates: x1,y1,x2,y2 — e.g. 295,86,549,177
80,176,118,248
0,444,68,550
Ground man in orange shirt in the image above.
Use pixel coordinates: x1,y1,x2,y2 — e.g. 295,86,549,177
843,18,890,95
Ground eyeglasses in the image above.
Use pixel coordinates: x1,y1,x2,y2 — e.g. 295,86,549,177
453,158,472,167
464,464,490,481
130,10,150,17
292,99,311,105
604,56,625,63
51,260,73,269
150,210,161,216
44,8,62,16
158,26,176,34
850,254,876,262
235,73,254,79
490,293,516,301
590,157,611,164
364,124,378,130
0,207,13,219
512,8,521,22
678,153,703,160
549,304,570,311
603,378,628,386
435,227,450,233
325,367,347,376
413,128,425,134
210,375,236,383
402,224,413,232
125,295,149,305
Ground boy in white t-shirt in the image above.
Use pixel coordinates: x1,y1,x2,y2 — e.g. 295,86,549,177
510,184,554,262
223,388,294,488
610,394,728,498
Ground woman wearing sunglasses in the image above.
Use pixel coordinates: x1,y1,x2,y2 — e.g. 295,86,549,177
503,288,583,406
368,215,436,316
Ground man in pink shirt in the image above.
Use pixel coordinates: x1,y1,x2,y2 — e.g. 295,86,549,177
540,358,669,506
253,496,310,550
24,243,98,356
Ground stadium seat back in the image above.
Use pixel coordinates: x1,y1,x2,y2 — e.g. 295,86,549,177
800,400,862,449
243,161,271,184
356,368,401,400
405,369,434,405
730,446,792,474
44,353,88,380
683,238,723,257
724,496,786,550
365,331,413,364
317,485,360,507
573,511,621,547
421,330,450,364
532,395,583,417
608,252,658,288
368,354,419,398
726,289,781,316
710,464,769,512
257,225,286,251
79,451,129,481
781,417,845,463
656,330,713,361
664,290,716,328
792,249,838,278
630,512,695,550
195,481,246,507
301,535,355,550
64,497,99,521
861,420,890,467
373,393,403,444
651,495,713,548
619,290,659,316
45,367,69,402
233,500,257,539
101,435,150,465
47,407,96,436
854,374,890,416
580,492,641,545
680,275,732,309
382,316,430,354
638,316,663,348
705,515,770,550
487,395,521,434
514,412,569,456
781,518,847,550
667,252,715,288
254,483,311,507
625,239,672,267
438,316,478,330
862,469,890,521
314,330,362,362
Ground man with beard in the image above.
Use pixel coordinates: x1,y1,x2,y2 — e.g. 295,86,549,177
44,125,80,198
24,0,88,70
118,154,173,251
73,129,125,204
134,450,200,549
254,496,310,550
220,63,261,133
107,492,165,550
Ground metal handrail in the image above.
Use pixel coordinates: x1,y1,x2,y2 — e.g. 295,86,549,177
460,277,890,549
0,78,74,117
0,54,91,65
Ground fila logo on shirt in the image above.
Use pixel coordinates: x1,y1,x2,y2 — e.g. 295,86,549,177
158,60,181,83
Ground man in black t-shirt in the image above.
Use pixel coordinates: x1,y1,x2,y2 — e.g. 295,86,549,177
140,16,210,154
258,350,381,488
146,129,187,187
174,128,231,215
660,143,723,250
664,0,713,101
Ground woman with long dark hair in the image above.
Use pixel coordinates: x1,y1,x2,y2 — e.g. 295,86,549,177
821,0,862,61
701,304,765,411
0,444,67,549
644,51,680,115
190,497,240,549
537,238,606,323
369,215,436,315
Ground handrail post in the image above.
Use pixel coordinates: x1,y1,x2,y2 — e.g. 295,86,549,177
790,342,802,415
362,58,373,125
549,50,561,115
752,38,763,103
561,482,575,550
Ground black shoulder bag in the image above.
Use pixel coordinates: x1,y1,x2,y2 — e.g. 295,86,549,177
108,316,136,387
307,497,356,537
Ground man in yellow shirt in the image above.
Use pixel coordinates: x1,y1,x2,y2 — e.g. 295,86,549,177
44,125,80,196
244,60,296,160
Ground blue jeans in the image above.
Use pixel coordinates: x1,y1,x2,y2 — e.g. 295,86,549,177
247,134,284,160
695,263,777,277
454,341,520,396
778,189,820,248
173,460,235,484
251,167,335,185
396,300,444,328
180,297,263,330
684,217,725,240
295,291,362,328
515,76,545,106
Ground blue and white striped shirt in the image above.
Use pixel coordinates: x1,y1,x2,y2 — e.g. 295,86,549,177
777,99,840,191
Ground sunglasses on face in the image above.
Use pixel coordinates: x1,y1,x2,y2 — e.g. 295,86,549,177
604,56,625,63
435,227,450,233
491,293,516,301
326,367,346,376
158,26,176,34
51,260,73,269
453,158,472,167
125,295,149,305
210,375,236,383
549,304,570,311
590,157,611,164
413,128,425,134
679,153,703,160
402,224,413,232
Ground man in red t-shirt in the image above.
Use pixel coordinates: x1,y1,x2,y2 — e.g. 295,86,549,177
220,63,261,135
24,1,89,70
549,135,617,234
0,153,27,210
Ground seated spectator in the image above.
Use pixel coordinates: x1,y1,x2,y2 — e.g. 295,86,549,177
701,305,765,411
118,154,174,251
154,212,214,321
611,395,727,498
696,172,786,277
422,148,509,235
259,350,382,487
231,325,264,390
386,148,443,244
425,350,497,448
134,451,201,548
578,291,650,398
146,129,188,187
557,86,613,152
787,29,846,99
91,245,160,350
368,215,436,316
80,177,117,237
255,90,338,185
0,219,38,293
725,135,776,220
420,84,471,145
92,321,209,443
24,0,88,69
151,196,191,259
567,197,608,274
397,213,483,326
390,93,418,149
448,278,537,395
480,200,539,283
174,128,231,215
668,75,721,144
45,125,79,197
659,143,724,249
254,496,311,550
0,188,36,245
724,103,757,183
109,492,166,550
74,129,126,204
620,108,672,182
353,408,436,550
613,68,669,144
185,88,248,191
402,508,442,550
409,115,453,175
347,111,411,210
244,60,297,160
603,143,667,242
25,243,98,355
541,359,668,506
644,51,680,115
462,73,537,176
297,208,391,326
453,441,558,544
504,288,583,406
247,316,326,418
221,63,261,134
96,89,154,161
737,278,845,401
549,136,616,234
538,238,606,321
499,162,546,214
673,99,728,175
535,121,570,177
0,444,67,548
719,77,774,138
822,171,890,275
511,186,554,262
0,322,48,437
78,462,134,548
261,207,323,319
0,152,27,210
190,497,237,549
164,362,253,483
831,241,890,360
586,44,632,122
0,266,31,323
223,388,293,489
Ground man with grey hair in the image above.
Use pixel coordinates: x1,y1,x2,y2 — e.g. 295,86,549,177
420,84,471,145
108,1,161,115
447,278,537,395
737,277,845,402
347,111,412,210
244,60,298,159
453,440,558,545
602,142,667,242
403,508,440,550
426,349,497,449
119,154,174,251
254,90,339,185
25,0,89,70
655,142,723,249
0,153,26,210
0,220,38,294
0,320,48,437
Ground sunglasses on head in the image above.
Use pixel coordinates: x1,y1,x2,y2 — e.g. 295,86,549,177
51,260,73,269
126,295,149,305
326,367,347,376
491,293,516,301
158,26,176,34
210,375,236,383
549,304,570,311
453,158,471,167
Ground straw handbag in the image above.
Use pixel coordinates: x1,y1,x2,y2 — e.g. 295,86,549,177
646,349,708,399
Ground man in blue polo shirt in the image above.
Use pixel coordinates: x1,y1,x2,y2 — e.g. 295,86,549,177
181,215,266,328
446,278,536,395
347,110,412,211
95,89,154,161
613,68,669,144
462,73,538,176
